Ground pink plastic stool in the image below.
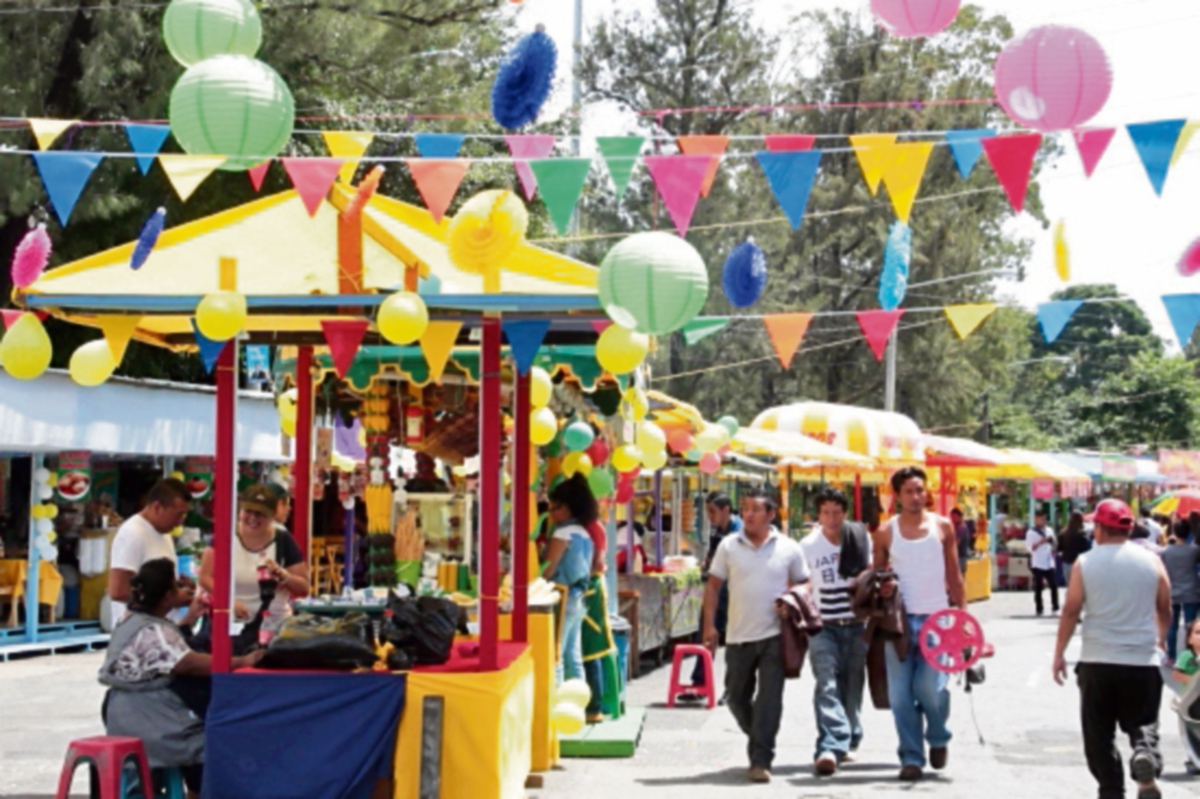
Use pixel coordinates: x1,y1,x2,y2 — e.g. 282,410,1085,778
56,736,153,799
667,644,716,709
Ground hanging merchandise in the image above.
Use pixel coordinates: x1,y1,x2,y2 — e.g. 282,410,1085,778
721,240,768,308
491,28,558,130
871,0,961,38
598,232,709,335
878,221,912,311
130,208,167,270
994,26,1112,132
10,224,51,289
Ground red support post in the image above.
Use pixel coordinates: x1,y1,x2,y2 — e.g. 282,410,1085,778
293,346,314,560
854,473,863,522
512,371,531,644
479,317,502,671
939,465,951,516
211,343,237,674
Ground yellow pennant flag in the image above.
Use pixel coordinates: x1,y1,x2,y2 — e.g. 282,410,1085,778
322,131,376,184
848,134,898,195
27,118,79,150
1171,120,1200,167
96,315,142,362
944,304,997,340
158,155,226,202
881,142,934,224
419,321,463,382
1054,221,1070,282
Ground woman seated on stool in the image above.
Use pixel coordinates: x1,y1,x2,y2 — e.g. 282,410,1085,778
98,558,261,798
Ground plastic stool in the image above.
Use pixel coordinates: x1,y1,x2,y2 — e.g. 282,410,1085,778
56,736,153,799
667,644,715,709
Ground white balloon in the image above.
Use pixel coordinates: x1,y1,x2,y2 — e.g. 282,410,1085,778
38,485,53,500
36,519,53,536
34,468,51,485
556,678,592,710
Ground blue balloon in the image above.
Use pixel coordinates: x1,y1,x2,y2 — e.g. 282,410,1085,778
721,240,767,308
491,31,558,131
878,222,912,312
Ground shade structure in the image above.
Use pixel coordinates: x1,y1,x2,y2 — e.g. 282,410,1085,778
1149,489,1200,517
733,427,877,469
751,402,924,467
644,390,708,436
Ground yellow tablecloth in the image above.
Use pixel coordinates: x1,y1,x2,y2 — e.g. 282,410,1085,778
0,560,63,607
500,608,559,772
966,557,991,603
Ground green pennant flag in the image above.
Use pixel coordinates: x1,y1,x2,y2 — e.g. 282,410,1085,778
528,158,593,235
681,317,729,346
596,136,645,199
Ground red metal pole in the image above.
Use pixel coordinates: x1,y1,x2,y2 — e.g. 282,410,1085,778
479,317,502,670
854,473,863,522
293,346,314,560
212,343,237,674
512,371,531,644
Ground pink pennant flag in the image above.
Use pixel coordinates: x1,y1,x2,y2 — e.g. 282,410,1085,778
281,158,344,217
321,320,370,378
247,161,271,192
981,134,1042,213
406,159,470,223
764,134,817,152
505,134,556,201
855,309,905,361
1,309,22,330
590,320,613,335
1072,128,1116,178
643,155,713,238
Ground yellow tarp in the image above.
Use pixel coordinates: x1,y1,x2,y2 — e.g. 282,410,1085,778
734,428,876,468
752,402,924,466
499,609,559,772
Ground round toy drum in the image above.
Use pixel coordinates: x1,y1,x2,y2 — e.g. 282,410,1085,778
918,608,986,674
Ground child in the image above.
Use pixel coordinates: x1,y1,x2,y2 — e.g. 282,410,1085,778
1174,617,1200,685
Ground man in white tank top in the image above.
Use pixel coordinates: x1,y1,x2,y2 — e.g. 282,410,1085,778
1052,499,1171,799
872,467,965,782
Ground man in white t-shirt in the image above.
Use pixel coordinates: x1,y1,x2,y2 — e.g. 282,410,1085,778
703,488,810,784
1026,510,1059,616
107,478,192,624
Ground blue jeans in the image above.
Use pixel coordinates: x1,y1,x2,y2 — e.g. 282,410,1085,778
1168,602,1200,661
808,623,868,758
560,591,586,682
884,614,952,768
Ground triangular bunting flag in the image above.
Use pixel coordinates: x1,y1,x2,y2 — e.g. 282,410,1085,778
1036,300,1084,344
27,118,77,150
247,161,271,192
503,319,551,376
676,135,729,197
414,133,466,159
96,315,142,362
589,320,612,335
191,319,229,374
320,319,370,378
848,134,897,195
944,304,997,340
596,137,644,200
527,158,593,235
681,317,729,346
31,152,104,226
1162,295,1200,350
1127,120,1187,197
856,310,904,361
158,155,225,202
1,310,23,330
420,321,463,382
123,124,171,175
763,313,813,369
881,142,934,224
764,134,816,152
1072,128,1116,178
321,131,375,184
281,158,344,216
755,151,822,230
505,134,556,201
1171,120,1200,167
981,134,1042,213
406,159,470,223
943,129,995,179
643,155,712,238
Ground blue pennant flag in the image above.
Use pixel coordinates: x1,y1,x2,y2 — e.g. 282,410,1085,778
1162,294,1200,350
31,152,103,227
878,222,912,311
755,151,822,229
414,133,466,159
1036,300,1085,344
123,124,171,175
503,320,551,376
943,129,995,179
191,319,229,374
1127,120,1186,196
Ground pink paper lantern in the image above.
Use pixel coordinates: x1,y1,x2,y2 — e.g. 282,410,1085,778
871,0,961,39
1179,238,1200,277
994,26,1112,132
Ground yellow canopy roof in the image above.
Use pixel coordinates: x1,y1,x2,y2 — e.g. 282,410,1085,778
1000,448,1094,483
733,428,877,468
751,402,924,466
644,390,708,435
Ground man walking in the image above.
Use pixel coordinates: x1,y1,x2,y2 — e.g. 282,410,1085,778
1161,521,1200,660
1027,509,1060,616
801,488,871,776
872,467,965,782
107,478,193,625
704,488,809,784
1053,499,1171,799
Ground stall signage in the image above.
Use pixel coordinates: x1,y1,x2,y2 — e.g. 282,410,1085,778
243,345,272,392
1100,456,1137,482
183,457,214,500
1159,450,1200,484
1060,478,1092,499
1030,478,1056,500
55,450,92,502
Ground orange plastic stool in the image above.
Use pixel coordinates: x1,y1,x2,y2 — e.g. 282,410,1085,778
667,644,716,709
56,736,153,799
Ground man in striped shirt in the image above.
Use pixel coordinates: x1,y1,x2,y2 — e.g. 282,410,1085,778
800,487,872,777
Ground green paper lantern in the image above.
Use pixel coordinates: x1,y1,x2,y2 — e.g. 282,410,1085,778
598,232,709,335
163,0,262,67
169,55,295,172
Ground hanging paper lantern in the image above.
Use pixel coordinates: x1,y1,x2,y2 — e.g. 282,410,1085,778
162,0,262,67
637,422,667,454
642,447,668,472
871,0,961,38
377,292,429,345
699,452,722,475
611,445,643,474
623,387,649,421
0,313,52,381
68,340,117,387
530,366,553,409
721,240,767,308
596,324,650,376
562,452,593,478
585,439,610,466
563,422,595,453
599,232,709,335
717,415,740,437
587,468,615,499
195,291,247,341
169,55,295,171
491,29,558,130
530,407,557,446
994,26,1112,132
11,224,51,289
668,430,694,454
447,190,529,291
1179,238,1200,277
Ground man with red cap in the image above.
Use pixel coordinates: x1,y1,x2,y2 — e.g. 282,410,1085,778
1053,499,1172,799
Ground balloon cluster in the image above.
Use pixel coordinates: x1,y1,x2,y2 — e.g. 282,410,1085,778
550,678,592,735
528,367,558,446
30,468,58,561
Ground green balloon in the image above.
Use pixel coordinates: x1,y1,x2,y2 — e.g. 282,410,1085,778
598,231,709,335
718,415,740,437
587,468,615,498
563,422,595,453
163,0,262,67
169,55,295,171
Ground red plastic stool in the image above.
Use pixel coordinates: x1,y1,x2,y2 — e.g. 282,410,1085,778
667,644,716,709
56,736,153,799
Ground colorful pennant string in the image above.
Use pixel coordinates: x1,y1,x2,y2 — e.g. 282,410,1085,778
1036,300,1084,344
944,304,997,340
405,159,470,223
420,321,463,382
596,136,644,200
756,151,822,230
322,131,375,184
158,155,225,202
981,134,1041,213
30,152,104,226
1127,120,1186,197
676,135,729,198
123,124,171,175
856,310,904,361
527,158,592,235
1072,128,1116,179
282,158,344,216
505,134,557,201
643,154,712,238
763,313,813,369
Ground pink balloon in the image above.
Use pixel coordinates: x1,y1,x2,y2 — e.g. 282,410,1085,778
1179,238,1200,277
871,0,961,39
615,480,635,503
668,430,694,454
699,452,722,475
994,26,1112,132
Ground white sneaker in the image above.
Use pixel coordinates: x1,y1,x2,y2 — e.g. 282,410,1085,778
814,752,838,776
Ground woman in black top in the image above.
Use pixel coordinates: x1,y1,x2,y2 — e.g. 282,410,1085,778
1057,511,1092,566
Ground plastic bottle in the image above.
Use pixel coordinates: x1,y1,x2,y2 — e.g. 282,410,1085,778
258,611,272,648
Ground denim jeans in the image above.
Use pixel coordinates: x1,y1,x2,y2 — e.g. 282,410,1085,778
808,623,868,758
1168,602,1200,661
559,590,586,682
884,614,952,768
725,636,787,769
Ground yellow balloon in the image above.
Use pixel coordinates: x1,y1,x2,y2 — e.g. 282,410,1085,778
377,291,429,344
530,407,557,446
447,190,529,286
530,367,553,409
281,415,296,438
638,422,667,454
563,452,593,478
642,447,668,471
195,291,247,342
169,471,185,481
596,324,649,375
623,387,649,421
0,312,52,381
551,701,585,735
68,340,116,387
612,444,643,474
30,505,46,520
277,389,298,423
696,424,726,453
556,678,592,709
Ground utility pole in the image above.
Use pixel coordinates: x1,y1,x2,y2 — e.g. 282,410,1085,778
884,331,897,412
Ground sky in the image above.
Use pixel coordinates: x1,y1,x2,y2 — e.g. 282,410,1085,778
504,0,1200,349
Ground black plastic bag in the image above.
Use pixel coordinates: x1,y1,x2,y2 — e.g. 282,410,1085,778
258,612,378,671
381,596,466,666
